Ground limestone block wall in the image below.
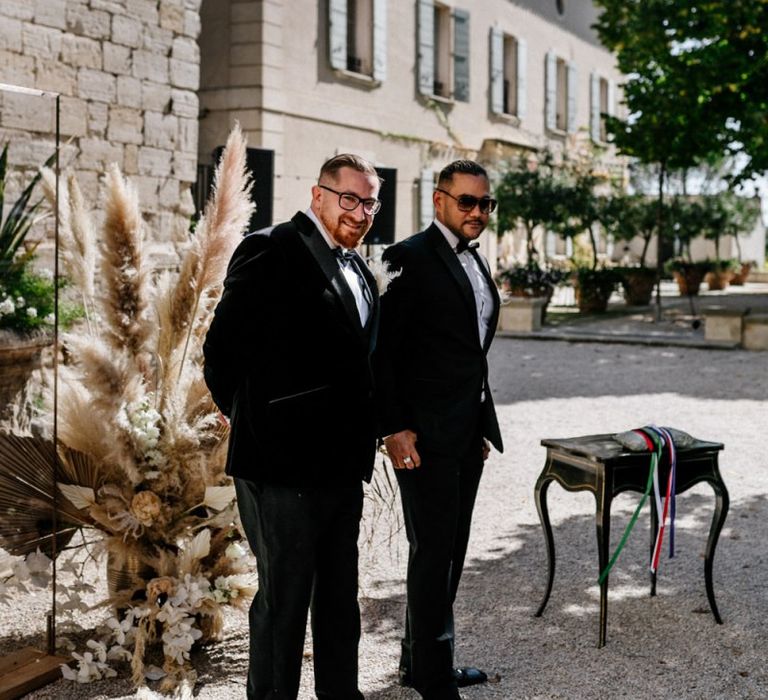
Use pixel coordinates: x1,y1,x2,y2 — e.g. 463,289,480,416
0,0,203,261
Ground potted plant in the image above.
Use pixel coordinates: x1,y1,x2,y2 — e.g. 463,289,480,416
0,143,65,420
600,195,661,306
705,257,739,290
665,258,714,296
730,260,755,286
496,262,568,329
572,266,620,313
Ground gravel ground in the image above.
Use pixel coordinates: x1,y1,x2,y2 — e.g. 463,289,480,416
5,338,767,699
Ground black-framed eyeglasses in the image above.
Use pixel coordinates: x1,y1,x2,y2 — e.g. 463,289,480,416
435,188,497,214
319,184,382,215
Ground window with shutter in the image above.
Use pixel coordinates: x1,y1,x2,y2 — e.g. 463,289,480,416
546,51,575,133
491,29,524,118
328,0,386,82
418,1,470,101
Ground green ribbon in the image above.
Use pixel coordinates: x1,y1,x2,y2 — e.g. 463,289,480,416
597,430,662,585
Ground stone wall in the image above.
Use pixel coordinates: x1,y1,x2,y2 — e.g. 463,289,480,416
0,0,203,260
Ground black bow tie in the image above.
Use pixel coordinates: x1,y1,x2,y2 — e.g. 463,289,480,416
456,239,479,254
333,247,356,263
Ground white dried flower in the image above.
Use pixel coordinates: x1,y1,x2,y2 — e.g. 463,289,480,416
225,542,246,560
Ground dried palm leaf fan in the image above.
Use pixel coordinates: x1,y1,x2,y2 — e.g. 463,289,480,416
0,433,97,557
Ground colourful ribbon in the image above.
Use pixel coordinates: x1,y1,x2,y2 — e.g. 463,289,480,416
598,425,678,584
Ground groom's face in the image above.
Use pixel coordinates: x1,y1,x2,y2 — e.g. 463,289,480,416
312,167,380,249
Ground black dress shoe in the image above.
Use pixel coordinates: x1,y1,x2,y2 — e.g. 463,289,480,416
399,667,488,689
454,667,488,687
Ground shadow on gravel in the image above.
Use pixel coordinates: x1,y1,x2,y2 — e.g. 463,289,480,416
489,339,768,404
359,489,768,699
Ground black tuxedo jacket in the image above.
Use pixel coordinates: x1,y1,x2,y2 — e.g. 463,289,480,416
375,224,503,456
203,212,379,487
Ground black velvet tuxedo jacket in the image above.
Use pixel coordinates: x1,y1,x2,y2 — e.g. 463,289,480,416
203,212,379,487
375,224,503,456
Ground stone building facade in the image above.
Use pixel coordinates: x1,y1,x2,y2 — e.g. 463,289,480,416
197,0,625,266
0,0,202,259
1,0,626,265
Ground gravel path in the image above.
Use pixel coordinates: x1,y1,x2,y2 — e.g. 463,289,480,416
7,339,768,699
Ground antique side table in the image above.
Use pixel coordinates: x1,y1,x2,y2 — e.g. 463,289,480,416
534,433,729,647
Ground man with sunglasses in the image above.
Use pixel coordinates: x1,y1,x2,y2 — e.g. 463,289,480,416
204,154,381,699
375,160,503,700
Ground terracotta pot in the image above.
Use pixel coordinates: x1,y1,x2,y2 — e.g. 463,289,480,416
705,270,732,291
729,263,752,286
619,269,656,306
673,269,705,296
575,282,612,313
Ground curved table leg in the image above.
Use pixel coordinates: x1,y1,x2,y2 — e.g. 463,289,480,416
534,475,555,618
595,485,611,648
704,475,730,624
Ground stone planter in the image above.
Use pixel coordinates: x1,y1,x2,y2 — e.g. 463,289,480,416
0,331,52,422
498,297,546,332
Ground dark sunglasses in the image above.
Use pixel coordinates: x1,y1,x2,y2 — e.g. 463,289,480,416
435,188,497,214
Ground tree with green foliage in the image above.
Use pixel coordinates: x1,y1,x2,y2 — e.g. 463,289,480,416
495,152,564,265
594,0,768,183
599,194,662,268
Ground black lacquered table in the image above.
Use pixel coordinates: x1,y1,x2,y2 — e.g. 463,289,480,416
533,433,729,647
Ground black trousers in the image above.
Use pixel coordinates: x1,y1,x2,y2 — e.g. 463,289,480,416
235,478,365,700
395,434,485,700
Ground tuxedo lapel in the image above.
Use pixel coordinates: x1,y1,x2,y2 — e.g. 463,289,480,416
292,212,371,341
352,250,380,352
470,248,500,351
427,225,482,343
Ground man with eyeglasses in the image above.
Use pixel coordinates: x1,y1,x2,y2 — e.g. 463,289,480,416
375,160,504,700
204,153,381,699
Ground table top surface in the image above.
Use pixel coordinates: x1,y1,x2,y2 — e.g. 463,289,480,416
541,433,724,462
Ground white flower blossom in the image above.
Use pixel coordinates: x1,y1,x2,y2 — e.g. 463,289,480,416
44,313,55,324
15,296,24,307
0,298,14,315
26,307,37,318
225,542,246,560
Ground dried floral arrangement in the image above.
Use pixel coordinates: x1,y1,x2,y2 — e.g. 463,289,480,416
0,126,255,694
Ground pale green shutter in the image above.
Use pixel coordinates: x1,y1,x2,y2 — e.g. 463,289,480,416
608,79,616,116
590,71,600,141
419,168,434,231
490,27,504,114
328,0,347,71
566,61,577,133
453,8,470,102
372,0,387,81
516,37,527,119
545,50,556,130
417,0,434,96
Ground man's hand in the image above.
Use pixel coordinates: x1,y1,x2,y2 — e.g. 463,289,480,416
482,439,491,461
384,430,421,469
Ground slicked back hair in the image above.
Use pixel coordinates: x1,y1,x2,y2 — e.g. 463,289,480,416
437,159,488,188
318,153,382,185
